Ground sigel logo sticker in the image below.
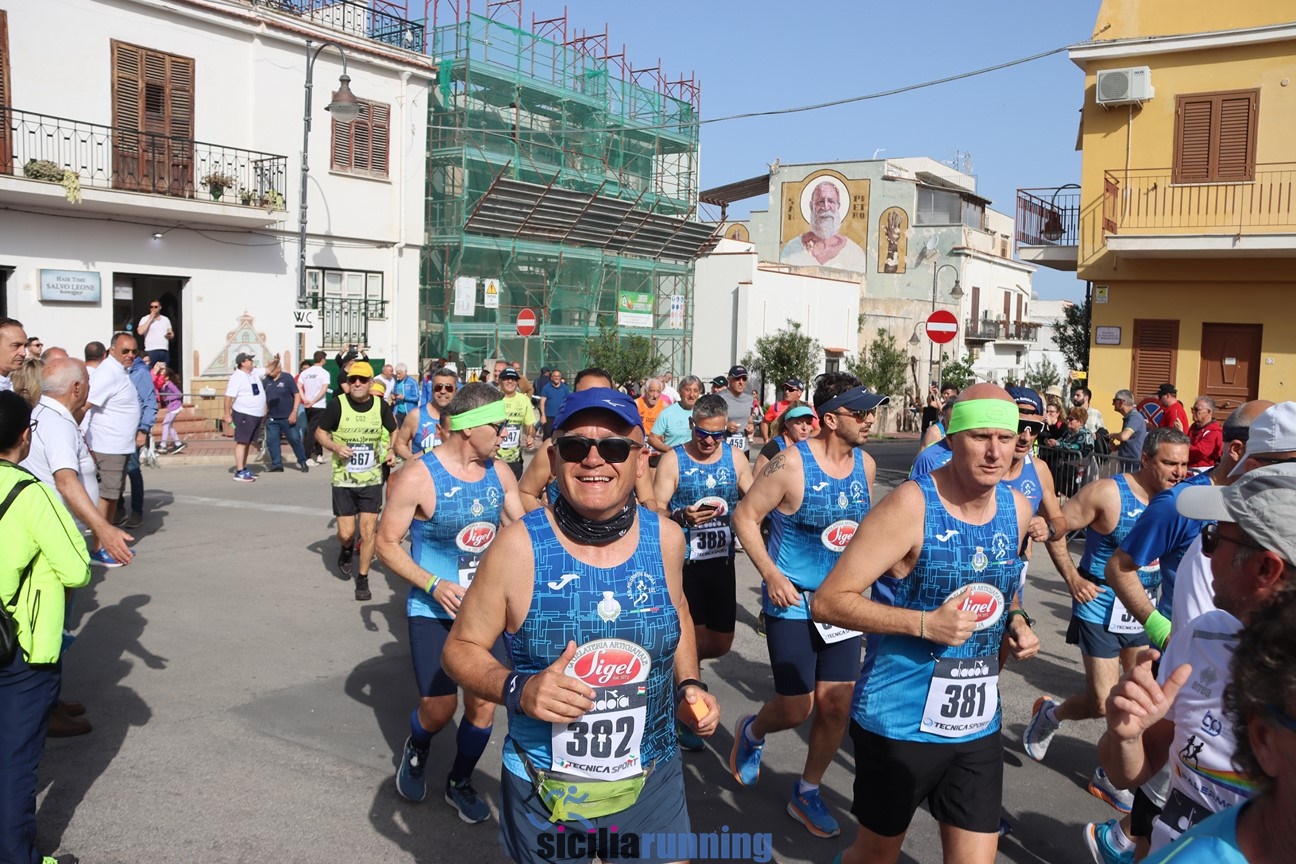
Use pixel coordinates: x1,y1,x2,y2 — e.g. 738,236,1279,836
821,519,857,552
455,521,497,552
567,640,651,687
945,582,1005,631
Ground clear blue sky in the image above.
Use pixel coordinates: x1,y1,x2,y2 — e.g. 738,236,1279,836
475,1,1102,301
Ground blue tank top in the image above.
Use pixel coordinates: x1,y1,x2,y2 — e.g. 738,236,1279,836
407,451,505,620
854,474,1020,743
668,444,740,562
1005,452,1043,513
1075,474,1160,626
410,404,441,455
502,508,679,782
765,440,870,620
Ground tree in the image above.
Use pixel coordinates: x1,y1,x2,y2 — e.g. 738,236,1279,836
1024,356,1062,393
1052,296,1091,372
847,329,908,400
937,352,977,391
741,320,821,402
585,319,662,388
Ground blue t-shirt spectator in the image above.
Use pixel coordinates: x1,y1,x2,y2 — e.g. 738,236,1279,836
1119,409,1148,470
263,372,300,419
539,380,570,420
651,402,694,448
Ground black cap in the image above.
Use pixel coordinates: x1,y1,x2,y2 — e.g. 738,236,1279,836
710,376,727,388
728,365,748,378
1157,383,1177,397
499,368,520,381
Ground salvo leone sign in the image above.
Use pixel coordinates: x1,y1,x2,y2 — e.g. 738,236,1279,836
40,269,102,303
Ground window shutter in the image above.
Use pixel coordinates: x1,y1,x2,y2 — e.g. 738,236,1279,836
331,100,390,178
111,41,144,190
1215,92,1256,181
1174,97,1212,183
1131,319,1179,399
331,113,352,171
352,102,371,171
167,55,194,141
370,102,389,177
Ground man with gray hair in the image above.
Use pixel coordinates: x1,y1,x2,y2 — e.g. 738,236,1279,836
1187,395,1222,472
83,333,142,563
1110,390,1147,472
0,317,28,392
649,375,702,452
390,362,420,425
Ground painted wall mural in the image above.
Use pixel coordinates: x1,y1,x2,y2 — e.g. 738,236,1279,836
779,170,870,272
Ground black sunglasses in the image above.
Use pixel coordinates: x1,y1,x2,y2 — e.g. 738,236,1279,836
1018,419,1044,435
1200,523,1268,556
693,427,727,441
833,409,872,423
432,383,456,393
554,435,643,464
346,375,371,384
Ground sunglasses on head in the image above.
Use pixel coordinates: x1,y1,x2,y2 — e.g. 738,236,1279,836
1018,419,1044,435
432,383,456,393
693,427,728,441
554,435,643,464
347,375,371,384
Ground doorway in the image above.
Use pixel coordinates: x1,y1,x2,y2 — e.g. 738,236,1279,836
1198,323,1262,419
114,273,186,377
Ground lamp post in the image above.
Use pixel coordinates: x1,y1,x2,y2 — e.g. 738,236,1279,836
928,262,963,394
1040,182,1081,243
297,40,361,359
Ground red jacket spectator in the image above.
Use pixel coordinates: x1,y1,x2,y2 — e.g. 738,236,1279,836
1188,419,1223,468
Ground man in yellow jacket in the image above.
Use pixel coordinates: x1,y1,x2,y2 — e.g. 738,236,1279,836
0,389,91,864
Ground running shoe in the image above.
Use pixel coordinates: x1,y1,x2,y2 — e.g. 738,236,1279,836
232,469,255,483
787,784,840,838
1023,696,1061,762
729,714,764,786
338,545,354,577
676,720,705,752
395,737,427,802
1088,767,1135,814
171,441,186,454
445,777,491,824
90,548,125,568
1084,819,1134,864
354,576,372,602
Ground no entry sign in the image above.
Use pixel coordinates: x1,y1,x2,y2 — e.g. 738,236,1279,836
516,308,537,337
925,310,959,344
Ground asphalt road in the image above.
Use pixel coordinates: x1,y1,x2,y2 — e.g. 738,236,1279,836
37,439,1119,864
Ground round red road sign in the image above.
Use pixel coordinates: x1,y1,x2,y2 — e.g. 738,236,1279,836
925,309,959,344
516,308,537,337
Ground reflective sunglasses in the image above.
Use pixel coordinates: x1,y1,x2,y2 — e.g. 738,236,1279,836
432,383,456,393
693,426,728,441
554,435,643,464
346,375,371,384
1018,419,1044,436
834,409,872,423
1200,523,1268,556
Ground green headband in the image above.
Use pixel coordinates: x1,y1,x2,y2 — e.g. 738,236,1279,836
946,398,1019,435
447,401,506,430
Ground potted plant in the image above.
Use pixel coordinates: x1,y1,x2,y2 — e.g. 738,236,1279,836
23,159,65,182
201,171,238,201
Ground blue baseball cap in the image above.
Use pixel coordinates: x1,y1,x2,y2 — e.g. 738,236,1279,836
1006,386,1044,416
552,387,644,432
819,386,889,416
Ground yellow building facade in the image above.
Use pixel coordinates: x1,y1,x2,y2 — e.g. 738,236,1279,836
1071,1,1296,417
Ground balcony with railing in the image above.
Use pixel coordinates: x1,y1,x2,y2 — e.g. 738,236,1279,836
1101,164,1296,257
964,318,1040,344
253,0,425,52
1015,185,1080,272
0,108,289,226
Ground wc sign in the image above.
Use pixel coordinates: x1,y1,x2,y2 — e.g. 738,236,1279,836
293,309,316,330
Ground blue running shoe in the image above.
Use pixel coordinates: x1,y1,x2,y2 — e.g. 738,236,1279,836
787,784,840,838
90,548,124,568
729,714,764,786
395,736,427,802
445,777,491,824
1088,767,1134,814
1084,819,1134,864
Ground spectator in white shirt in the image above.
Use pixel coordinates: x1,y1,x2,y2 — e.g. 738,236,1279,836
83,334,142,563
298,350,332,465
137,300,175,368
0,317,27,393
23,358,133,564
224,352,267,482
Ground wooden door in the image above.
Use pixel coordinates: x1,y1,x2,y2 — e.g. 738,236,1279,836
1131,319,1179,400
1198,323,1261,419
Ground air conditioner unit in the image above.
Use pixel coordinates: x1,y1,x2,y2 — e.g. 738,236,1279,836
1096,67,1154,106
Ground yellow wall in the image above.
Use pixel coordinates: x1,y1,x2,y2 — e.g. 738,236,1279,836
1095,0,1296,40
1087,280,1296,421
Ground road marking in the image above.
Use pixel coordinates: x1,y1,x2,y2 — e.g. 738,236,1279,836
145,491,334,519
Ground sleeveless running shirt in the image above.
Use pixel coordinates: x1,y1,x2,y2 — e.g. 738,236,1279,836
410,403,441,455
330,396,389,487
1005,452,1043,513
503,508,680,782
407,451,505,621
1075,474,1161,631
765,439,870,621
854,474,1020,743
668,444,740,562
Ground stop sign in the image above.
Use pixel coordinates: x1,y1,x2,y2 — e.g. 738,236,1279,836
925,309,959,344
516,308,537,337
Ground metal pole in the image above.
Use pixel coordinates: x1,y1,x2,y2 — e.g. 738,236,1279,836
928,260,937,396
297,41,315,312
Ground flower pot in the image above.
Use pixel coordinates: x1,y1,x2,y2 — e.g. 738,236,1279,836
210,187,224,201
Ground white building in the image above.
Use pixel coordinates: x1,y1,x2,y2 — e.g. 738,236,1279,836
0,0,434,390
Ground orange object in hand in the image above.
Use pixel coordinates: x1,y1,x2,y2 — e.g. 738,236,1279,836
689,698,709,723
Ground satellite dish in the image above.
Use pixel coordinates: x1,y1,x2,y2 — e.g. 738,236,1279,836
916,236,939,264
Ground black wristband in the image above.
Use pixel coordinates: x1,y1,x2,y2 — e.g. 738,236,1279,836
1006,609,1035,628
675,678,707,701
503,672,534,715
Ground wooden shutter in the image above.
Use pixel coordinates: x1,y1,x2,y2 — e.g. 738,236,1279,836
370,102,389,176
166,55,194,195
970,285,980,324
112,40,144,190
0,10,11,175
331,100,390,179
331,110,352,171
1131,319,1179,399
352,102,371,172
1173,90,1257,183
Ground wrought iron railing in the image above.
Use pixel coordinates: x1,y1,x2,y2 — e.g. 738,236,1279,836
254,0,425,52
963,318,1040,342
1016,186,1080,247
1102,164,1296,234
317,296,388,349
0,108,288,206
964,319,1002,341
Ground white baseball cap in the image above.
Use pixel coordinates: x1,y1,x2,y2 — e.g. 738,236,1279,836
1230,401,1296,477
1178,462,1296,565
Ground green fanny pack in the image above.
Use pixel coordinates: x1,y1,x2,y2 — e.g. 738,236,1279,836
514,740,652,822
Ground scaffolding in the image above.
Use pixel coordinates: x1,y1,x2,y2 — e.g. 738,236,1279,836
417,0,711,377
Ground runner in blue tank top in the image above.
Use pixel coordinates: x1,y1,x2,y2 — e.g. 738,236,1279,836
730,374,885,839
375,384,525,823
441,388,718,864
811,383,1039,863
652,395,753,750
1003,387,1067,616
1024,428,1188,780
392,366,456,460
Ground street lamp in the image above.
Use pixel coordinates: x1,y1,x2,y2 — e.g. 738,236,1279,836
297,40,361,318
929,262,963,394
1040,183,1081,243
